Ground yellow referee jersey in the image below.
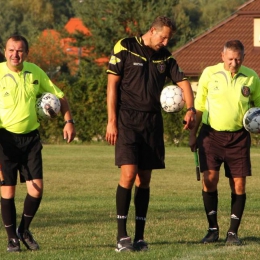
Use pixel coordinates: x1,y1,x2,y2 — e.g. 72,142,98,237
0,61,64,134
195,63,260,131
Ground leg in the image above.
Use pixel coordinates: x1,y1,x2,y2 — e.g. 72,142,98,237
133,169,151,251
18,179,43,232
17,179,43,250
115,165,137,252
1,186,21,252
1,186,17,239
201,170,220,243
225,177,246,245
202,170,219,228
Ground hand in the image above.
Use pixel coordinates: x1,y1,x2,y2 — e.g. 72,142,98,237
63,123,76,143
183,111,196,130
106,122,118,145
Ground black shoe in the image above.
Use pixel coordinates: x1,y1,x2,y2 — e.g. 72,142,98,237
225,232,242,246
201,228,219,243
17,229,39,250
133,239,148,251
115,237,134,252
7,238,21,252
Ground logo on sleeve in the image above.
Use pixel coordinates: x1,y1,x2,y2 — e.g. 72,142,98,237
109,55,121,65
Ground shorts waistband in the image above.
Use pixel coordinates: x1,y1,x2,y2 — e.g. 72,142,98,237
203,124,245,133
0,128,39,137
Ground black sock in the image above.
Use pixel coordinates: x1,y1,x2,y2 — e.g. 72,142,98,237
228,193,246,234
202,190,218,229
1,197,17,239
134,186,150,242
18,194,42,232
116,185,132,240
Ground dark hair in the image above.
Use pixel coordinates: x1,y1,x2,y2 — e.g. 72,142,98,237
151,16,177,33
6,34,29,53
223,40,244,54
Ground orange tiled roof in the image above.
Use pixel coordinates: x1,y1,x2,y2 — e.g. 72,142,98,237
64,17,91,36
31,18,108,75
172,0,260,77
63,18,108,66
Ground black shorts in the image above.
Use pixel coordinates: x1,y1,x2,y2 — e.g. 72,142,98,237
0,129,43,185
115,109,165,170
197,124,251,178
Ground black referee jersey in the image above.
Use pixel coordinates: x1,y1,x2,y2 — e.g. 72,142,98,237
107,36,187,112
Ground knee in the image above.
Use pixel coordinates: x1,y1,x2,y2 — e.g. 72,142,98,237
119,172,136,189
135,172,151,188
203,174,218,191
27,179,43,198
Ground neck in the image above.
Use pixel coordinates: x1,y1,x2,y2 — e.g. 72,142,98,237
7,63,23,73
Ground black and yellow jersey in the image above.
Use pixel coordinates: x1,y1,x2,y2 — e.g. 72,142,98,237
107,36,187,112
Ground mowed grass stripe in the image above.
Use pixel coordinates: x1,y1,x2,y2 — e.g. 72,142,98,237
0,145,260,259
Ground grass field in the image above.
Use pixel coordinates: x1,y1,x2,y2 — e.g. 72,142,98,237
1,144,260,259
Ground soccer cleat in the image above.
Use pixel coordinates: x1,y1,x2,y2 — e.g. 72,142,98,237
201,228,219,243
115,236,134,252
17,229,39,250
7,238,21,252
133,239,148,251
225,232,242,246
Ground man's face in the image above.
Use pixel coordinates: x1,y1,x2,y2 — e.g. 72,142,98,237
222,48,244,75
5,38,28,72
149,26,173,51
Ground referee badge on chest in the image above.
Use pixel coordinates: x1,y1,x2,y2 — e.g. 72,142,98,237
157,62,166,73
241,86,250,97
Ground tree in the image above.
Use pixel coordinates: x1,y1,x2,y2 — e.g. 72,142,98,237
0,0,74,49
28,30,69,78
0,0,251,143
71,0,179,57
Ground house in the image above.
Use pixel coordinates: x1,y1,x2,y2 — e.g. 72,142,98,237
172,0,260,91
29,17,108,76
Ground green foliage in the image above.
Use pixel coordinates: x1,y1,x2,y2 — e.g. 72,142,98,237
0,0,250,143
182,0,248,39
71,0,179,56
59,60,108,142
162,109,190,146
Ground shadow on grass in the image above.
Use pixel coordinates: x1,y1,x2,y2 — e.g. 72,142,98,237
83,240,172,249
177,236,260,246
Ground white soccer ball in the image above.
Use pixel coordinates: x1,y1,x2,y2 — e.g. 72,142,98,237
160,85,185,113
243,107,260,133
36,92,61,119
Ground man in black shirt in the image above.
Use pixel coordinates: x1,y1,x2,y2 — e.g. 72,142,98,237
106,16,196,252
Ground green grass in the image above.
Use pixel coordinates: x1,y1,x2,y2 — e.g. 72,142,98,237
1,145,260,259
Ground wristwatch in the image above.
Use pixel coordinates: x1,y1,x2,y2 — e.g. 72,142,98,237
65,119,75,124
187,107,196,114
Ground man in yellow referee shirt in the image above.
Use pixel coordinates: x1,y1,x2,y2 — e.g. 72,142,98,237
0,35,76,252
189,40,260,245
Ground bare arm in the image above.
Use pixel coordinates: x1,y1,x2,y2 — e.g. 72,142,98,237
177,80,196,130
106,74,121,145
59,96,76,143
